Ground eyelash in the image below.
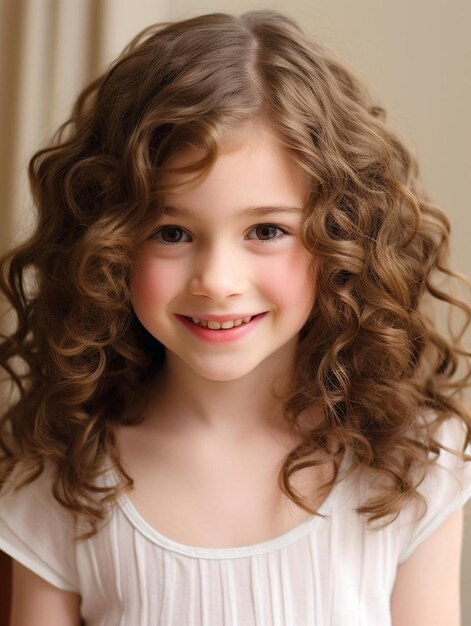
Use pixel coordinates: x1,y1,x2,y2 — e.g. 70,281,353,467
150,224,290,246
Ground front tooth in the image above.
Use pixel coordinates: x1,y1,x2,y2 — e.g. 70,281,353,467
220,320,235,329
207,320,222,329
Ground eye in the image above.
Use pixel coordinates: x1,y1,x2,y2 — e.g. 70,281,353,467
246,224,289,242
151,225,190,245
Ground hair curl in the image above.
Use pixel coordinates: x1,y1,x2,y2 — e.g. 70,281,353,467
1,9,470,539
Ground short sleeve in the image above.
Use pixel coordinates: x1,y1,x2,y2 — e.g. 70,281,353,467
397,416,471,564
0,462,80,592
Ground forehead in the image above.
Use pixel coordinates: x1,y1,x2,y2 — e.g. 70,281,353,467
162,123,309,213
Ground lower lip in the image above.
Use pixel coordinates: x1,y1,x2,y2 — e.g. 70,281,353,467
176,313,267,343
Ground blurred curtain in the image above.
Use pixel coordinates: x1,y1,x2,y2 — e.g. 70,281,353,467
0,0,170,253
0,0,103,252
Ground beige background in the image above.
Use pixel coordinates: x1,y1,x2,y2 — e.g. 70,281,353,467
1,0,470,620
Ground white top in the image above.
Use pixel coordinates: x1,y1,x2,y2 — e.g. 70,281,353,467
1,416,471,626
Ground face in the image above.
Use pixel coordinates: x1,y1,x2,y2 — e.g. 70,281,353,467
130,122,317,383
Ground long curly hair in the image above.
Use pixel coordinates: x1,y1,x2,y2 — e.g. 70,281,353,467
1,9,470,539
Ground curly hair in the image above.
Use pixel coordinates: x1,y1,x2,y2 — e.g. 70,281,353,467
1,9,470,539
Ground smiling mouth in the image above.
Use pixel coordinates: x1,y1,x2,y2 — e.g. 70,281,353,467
184,315,261,329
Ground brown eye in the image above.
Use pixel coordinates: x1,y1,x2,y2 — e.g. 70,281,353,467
247,224,289,242
152,226,190,244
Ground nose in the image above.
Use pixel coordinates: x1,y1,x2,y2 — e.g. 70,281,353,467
188,240,249,301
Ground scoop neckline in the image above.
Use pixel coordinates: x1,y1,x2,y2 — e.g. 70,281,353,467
111,448,352,559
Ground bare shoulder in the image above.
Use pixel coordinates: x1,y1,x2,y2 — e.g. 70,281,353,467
10,560,81,626
390,507,464,626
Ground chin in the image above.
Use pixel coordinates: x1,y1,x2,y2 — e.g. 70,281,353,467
183,355,263,383
193,365,256,382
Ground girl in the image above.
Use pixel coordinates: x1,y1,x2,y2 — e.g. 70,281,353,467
0,9,470,626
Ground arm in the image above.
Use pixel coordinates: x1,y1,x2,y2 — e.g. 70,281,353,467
10,560,81,626
391,506,464,626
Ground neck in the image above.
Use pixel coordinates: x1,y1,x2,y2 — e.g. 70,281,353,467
143,342,299,441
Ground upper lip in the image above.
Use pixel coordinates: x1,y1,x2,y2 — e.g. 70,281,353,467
178,312,265,322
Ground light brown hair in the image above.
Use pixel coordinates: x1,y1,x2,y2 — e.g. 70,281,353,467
1,9,470,538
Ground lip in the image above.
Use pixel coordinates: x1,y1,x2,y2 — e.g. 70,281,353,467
175,312,268,343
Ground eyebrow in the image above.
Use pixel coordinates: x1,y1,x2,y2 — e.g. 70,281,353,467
162,205,304,218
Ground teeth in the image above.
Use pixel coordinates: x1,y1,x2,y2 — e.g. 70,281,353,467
189,316,254,329
208,320,230,329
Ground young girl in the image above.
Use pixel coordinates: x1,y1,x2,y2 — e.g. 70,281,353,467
0,9,470,626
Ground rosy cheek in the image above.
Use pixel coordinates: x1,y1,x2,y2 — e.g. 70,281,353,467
131,251,188,313
130,258,164,311
259,249,315,305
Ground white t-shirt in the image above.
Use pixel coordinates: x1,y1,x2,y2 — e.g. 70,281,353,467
1,416,471,626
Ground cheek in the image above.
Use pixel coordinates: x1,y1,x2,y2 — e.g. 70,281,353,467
130,256,181,314
259,249,316,310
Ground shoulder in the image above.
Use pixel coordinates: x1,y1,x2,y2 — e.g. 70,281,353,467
396,414,471,563
389,415,468,626
391,504,464,626
0,461,80,592
0,460,62,512
339,413,471,562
